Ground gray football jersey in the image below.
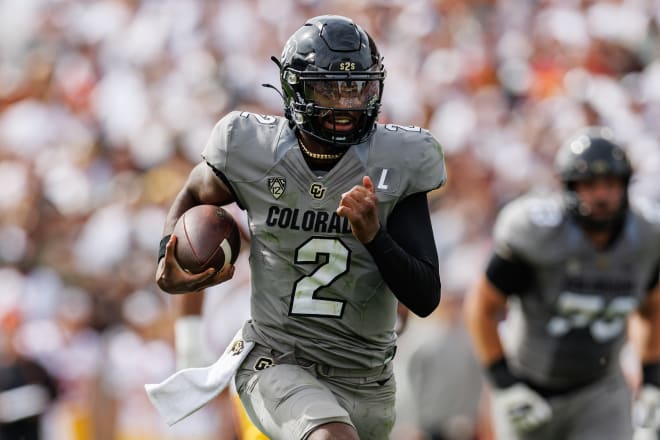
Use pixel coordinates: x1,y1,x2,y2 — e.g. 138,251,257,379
493,193,660,389
202,111,446,369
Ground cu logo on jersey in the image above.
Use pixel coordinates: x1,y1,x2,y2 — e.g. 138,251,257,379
309,182,326,200
268,177,286,200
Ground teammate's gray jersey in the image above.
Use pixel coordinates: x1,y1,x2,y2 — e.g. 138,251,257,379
493,193,660,389
202,111,446,370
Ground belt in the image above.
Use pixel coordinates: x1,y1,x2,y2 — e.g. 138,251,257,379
313,346,396,378
314,362,391,378
260,342,396,379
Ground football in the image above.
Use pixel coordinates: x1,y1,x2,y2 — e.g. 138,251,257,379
172,205,241,274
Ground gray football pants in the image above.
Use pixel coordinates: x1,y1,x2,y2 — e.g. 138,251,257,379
492,372,633,440
234,343,396,440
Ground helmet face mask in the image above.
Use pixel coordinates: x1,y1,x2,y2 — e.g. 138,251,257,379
302,78,381,144
279,15,386,149
555,128,632,231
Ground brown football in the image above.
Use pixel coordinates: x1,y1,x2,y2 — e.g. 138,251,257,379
172,205,241,274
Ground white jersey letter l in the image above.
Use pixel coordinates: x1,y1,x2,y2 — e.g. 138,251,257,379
377,169,389,190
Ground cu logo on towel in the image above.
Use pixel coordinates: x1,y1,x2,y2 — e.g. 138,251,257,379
229,340,244,356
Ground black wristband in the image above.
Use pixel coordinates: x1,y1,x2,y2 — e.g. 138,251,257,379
486,357,519,389
158,234,171,264
642,362,660,387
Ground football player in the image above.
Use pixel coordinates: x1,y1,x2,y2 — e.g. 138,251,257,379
464,127,660,440
155,15,446,440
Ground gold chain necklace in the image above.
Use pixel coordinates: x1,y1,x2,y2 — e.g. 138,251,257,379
298,139,344,160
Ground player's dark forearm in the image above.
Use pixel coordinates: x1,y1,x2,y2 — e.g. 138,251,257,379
365,227,440,317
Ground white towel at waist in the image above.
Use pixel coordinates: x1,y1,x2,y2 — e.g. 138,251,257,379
145,327,254,426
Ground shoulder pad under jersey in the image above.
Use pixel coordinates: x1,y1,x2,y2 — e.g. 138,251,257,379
631,197,660,228
493,193,566,263
629,197,660,248
201,111,289,183
368,124,446,198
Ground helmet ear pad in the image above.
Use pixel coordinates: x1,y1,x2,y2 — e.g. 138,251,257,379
278,15,386,149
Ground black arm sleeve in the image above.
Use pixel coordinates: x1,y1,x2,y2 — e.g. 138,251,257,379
364,192,440,317
485,252,534,296
645,259,659,293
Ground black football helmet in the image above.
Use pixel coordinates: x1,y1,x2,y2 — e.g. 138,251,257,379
555,127,632,230
277,15,386,149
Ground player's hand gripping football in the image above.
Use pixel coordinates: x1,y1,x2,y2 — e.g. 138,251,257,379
495,383,553,433
337,175,380,243
156,235,235,294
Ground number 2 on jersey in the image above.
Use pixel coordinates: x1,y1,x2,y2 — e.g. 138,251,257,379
289,237,350,317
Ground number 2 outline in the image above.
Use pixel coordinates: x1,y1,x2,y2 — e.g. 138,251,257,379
288,237,351,318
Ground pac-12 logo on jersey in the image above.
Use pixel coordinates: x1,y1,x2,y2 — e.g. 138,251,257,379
268,177,286,199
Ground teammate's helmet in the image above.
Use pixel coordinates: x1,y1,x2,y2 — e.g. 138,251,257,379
555,127,632,230
279,15,386,148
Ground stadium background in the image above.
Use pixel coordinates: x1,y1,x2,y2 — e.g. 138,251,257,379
1,0,660,439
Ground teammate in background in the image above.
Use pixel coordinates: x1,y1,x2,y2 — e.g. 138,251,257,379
156,14,446,440
0,308,58,440
464,127,660,440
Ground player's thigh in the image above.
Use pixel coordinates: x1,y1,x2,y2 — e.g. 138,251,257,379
235,361,353,440
231,392,268,440
306,422,358,440
326,368,397,440
564,374,632,440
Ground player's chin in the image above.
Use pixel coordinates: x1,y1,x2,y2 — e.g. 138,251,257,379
588,212,619,227
590,207,618,221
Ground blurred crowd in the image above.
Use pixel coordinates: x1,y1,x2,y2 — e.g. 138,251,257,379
1,0,660,439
